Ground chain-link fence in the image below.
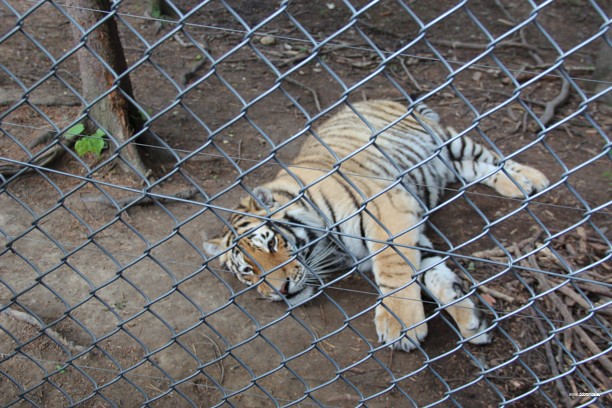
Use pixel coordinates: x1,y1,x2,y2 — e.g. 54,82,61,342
1,0,610,406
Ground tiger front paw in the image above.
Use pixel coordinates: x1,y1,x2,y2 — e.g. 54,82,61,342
374,303,428,352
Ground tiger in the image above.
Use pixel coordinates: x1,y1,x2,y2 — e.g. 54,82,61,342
203,99,550,352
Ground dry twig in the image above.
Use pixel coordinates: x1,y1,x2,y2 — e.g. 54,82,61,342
474,229,611,398
235,140,243,166
283,76,322,112
521,256,612,376
493,0,517,24
430,39,539,52
326,394,362,404
477,284,516,303
200,333,225,385
399,57,423,92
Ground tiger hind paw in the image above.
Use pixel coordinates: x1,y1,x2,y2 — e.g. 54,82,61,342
494,163,549,198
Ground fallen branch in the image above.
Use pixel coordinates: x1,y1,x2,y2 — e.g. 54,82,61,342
335,55,378,70
506,241,612,377
1,306,84,354
83,185,200,208
0,88,80,106
552,282,612,317
471,246,507,259
571,331,612,393
358,18,400,38
28,130,57,150
574,281,612,298
539,77,570,126
235,139,243,166
0,131,78,177
530,308,573,407
526,265,612,376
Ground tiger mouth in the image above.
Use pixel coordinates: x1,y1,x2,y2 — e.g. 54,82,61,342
272,277,315,305
280,280,290,296
279,278,306,299
284,289,301,300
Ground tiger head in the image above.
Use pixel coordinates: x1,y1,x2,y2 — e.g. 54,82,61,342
203,187,318,304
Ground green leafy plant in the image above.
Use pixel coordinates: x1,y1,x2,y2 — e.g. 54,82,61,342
74,128,106,158
66,123,85,139
151,1,162,18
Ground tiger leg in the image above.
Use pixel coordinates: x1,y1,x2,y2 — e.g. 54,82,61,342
447,128,549,198
368,192,428,352
416,234,491,344
419,255,491,345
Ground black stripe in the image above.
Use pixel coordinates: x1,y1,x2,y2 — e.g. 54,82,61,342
423,183,432,209
320,194,338,228
450,138,465,160
293,159,334,170
282,213,320,243
228,213,246,225
235,220,253,229
378,283,400,290
271,187,296,200
275,224,299,244
350,149,397,179
301,242,316,260
283,213,305,228
344,156,387,179
472,145,483,162
335,180,368,252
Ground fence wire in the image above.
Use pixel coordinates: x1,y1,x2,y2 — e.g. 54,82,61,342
1,0,611,407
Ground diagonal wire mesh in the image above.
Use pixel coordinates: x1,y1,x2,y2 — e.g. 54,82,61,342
1,0,610,407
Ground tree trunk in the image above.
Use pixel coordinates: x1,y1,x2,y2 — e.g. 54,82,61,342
67,0,151,181
592,39,612,106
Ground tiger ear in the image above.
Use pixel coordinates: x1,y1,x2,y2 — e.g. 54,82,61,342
252,186,276,208
203,237,225,257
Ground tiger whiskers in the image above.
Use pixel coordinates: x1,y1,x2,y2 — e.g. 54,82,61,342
304,240,348,281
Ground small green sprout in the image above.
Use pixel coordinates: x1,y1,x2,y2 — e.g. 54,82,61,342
74,128,106,158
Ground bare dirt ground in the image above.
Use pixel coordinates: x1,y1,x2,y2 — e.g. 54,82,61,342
1,1,610,407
